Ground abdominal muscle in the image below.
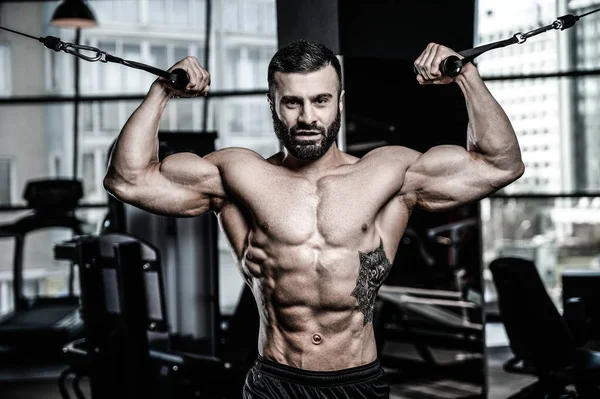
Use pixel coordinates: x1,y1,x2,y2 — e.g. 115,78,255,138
242,239,380,371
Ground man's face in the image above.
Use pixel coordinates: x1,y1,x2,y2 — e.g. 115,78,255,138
270,65,344,161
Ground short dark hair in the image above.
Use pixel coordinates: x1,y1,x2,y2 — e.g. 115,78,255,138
267,40,343,99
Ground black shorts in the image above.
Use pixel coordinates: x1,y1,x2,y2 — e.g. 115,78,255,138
242,355,390,399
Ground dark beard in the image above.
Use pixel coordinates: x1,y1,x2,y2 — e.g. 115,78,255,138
271,107,341,161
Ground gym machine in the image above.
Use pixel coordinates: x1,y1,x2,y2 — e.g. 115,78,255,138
0,179,86,361
54,232,257,399
375,218,484,387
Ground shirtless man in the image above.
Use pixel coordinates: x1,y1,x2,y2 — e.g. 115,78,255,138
104,40,524,398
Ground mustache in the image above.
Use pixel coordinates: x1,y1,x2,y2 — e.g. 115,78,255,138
289,122,326,135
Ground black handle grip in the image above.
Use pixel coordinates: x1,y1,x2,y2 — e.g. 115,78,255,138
413,55,464,78
440,55,463,77
169,68,189,90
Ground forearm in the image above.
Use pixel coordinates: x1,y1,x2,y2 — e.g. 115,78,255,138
105,82,170,186
455,65,523,173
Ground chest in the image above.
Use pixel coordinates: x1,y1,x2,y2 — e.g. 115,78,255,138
229,168,400,246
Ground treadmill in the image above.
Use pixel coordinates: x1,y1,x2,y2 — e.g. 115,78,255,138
0,178,86,360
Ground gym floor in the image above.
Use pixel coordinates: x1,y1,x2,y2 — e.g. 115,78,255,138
0,325,536,399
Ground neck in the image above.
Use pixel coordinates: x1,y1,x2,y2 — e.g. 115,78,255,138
280,143,344,173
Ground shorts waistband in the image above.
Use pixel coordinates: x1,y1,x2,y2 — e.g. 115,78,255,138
253,355,383,386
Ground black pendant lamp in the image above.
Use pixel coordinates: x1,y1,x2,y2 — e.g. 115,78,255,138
50,0,98,28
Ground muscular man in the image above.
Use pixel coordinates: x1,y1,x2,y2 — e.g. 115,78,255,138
104,40,524,398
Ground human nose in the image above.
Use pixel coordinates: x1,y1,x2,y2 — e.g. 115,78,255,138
298,103,317,125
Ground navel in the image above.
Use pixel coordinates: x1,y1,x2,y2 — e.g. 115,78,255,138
361,223,368,232
311,333,322,345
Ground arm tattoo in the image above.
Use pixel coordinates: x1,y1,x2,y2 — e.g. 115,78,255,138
351,238,392,326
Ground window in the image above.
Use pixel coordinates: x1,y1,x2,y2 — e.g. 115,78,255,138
148,0,167,24
173,0,191,26
0,44,11,96
0,158,13,205
97,41,120,93
94,0,139,24
54,157,62,179
476,2,600,375
222,0,240,32
81,152,95,197
1,0,278,317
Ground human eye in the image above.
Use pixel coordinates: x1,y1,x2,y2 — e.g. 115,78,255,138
283,98,300,107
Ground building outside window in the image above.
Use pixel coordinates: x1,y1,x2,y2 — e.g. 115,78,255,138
476,0,600,316
0,0,278,315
